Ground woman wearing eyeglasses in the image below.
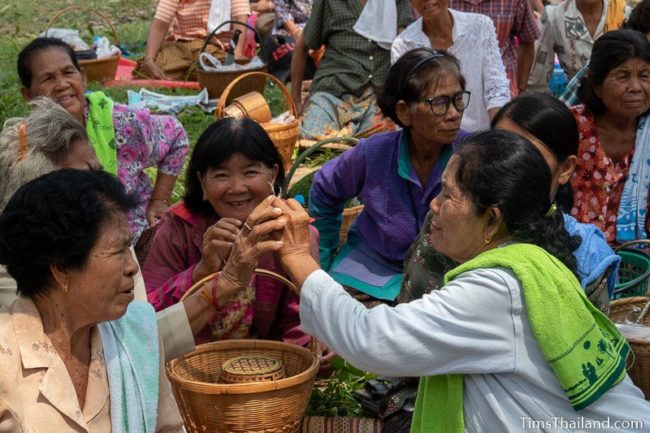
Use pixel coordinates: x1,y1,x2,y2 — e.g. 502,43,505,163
391,0,511,131
308,48,470,307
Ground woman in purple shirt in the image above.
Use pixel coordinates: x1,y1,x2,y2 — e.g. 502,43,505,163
309,48,470,306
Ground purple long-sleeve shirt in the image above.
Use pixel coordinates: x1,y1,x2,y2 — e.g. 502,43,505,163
309,129,468,298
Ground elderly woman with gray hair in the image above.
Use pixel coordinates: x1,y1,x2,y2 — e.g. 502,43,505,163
0,98,220,361
0,98,100,305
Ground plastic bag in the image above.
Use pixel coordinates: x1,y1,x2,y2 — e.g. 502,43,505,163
127,88,213,114
269,111,295,124
199,53,264,72
93,36,121,59
40,28,90,51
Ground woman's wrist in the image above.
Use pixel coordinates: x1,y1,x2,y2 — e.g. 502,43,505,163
150,197,170,205
281,253,319,292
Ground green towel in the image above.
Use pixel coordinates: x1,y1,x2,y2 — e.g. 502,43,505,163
410,243,630,433
86,91,117,176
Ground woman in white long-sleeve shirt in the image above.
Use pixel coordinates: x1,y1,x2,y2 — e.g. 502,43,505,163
391,6,510,131
268,130,650,433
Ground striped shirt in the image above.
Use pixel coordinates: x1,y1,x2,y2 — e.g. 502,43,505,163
450,0,539,95
154,0,251,41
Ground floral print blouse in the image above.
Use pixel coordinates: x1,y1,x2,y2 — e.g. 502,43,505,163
569,105,650,244
85,100,190,242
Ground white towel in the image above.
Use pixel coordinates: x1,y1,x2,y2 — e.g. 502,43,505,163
353,0,398,50
208,0,232,34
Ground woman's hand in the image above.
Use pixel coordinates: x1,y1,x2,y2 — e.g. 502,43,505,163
217,196,287,302
146,199,169,226
271,197,320,290
271,197,312,261
193,217,243,281
141,57,169,80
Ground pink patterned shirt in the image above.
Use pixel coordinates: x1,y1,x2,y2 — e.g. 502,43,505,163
85,100,190,242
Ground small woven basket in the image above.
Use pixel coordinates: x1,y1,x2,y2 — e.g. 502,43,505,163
220,354,285,383
609,296,650,399
225,91,272,123
217,71,300,170
197,20,267,99
167,339,318,433
613,240,650,299
46,6,120,82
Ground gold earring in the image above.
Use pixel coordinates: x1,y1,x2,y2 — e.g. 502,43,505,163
484,236,492,244
63,281,68,293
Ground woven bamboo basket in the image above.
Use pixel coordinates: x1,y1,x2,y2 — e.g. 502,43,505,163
171,269,318,432
340,205,364,246
609,296,650,399
46,6,120,82
217,71,300,171
197,20,267,99
167,339,318,433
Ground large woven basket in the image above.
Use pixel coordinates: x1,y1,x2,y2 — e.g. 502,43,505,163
197,20,267,99
167,339,319,433
609,296,650,399
217,71,300,171
46,6,120,82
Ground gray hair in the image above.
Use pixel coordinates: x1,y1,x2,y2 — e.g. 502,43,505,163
0,97,88,210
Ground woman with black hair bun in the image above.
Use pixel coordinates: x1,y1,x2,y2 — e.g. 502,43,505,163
271,129,650,433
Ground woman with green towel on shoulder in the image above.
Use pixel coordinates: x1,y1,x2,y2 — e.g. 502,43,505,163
17,37,190,244
269,129,650,432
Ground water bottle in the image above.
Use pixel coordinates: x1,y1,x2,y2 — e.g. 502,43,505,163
548,63,568,97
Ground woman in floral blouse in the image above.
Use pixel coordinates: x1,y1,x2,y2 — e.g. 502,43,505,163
143,118,318,346
17,37,189,243
570,29,650,244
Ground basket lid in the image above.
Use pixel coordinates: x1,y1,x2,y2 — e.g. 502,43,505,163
222,355,283,376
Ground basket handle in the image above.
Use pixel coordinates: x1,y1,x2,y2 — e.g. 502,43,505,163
283,137,358,196
614,239,650,252
215,71,297,119
45,6,120,46
180,268,297,301
180,268,324,357
199,19,263,57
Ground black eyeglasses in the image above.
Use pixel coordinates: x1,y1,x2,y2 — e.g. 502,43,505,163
421,90,471,116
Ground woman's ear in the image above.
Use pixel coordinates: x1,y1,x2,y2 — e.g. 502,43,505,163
80,67,88,87
485,207,505,241
593,82,602,100
557,155,577,185
197,172,208,200
395,100,413,127
20,86,31,102
49,263,69,293
271,164,279,186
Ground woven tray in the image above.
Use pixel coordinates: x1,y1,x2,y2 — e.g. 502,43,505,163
220,355,285,383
